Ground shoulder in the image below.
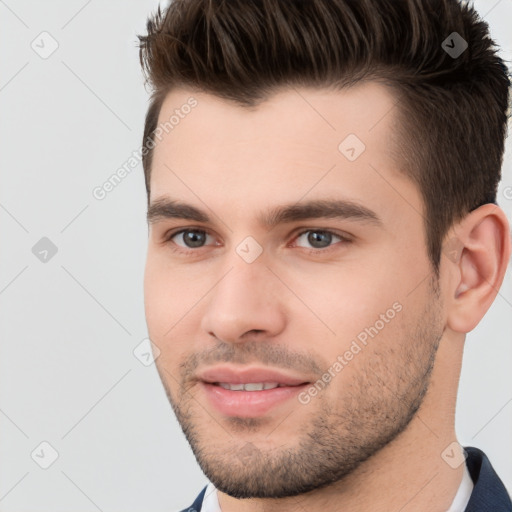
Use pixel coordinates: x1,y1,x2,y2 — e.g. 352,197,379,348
464,446,512,511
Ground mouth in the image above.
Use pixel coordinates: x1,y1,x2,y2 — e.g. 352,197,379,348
197,366,311,417
215,382,300,391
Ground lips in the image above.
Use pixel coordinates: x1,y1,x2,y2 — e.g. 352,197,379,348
198,365,310,387
197,365,311,417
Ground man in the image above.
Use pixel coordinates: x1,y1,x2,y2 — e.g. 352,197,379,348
138,0,512,510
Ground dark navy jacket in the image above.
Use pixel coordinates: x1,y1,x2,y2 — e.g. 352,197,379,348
180,446,511,511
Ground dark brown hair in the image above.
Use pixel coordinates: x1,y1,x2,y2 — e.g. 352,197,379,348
138,0,510,271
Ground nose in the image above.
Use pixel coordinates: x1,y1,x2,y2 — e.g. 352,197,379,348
200,257,287,344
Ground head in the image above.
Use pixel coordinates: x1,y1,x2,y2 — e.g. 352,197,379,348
139,0,511,500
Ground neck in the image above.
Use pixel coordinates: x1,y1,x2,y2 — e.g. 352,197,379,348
218,333,466,512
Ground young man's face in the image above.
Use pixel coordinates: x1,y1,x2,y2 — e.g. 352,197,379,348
144,83,446,497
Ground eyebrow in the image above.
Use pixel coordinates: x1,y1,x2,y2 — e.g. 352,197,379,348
147,197,382,228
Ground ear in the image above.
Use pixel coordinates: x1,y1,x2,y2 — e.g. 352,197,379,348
444,204,511,333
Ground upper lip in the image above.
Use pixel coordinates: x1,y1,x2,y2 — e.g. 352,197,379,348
197,365,311,386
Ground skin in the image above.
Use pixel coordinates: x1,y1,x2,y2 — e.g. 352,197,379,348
144,82,511,511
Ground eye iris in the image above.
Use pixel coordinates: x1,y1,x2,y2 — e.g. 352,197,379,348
308,231,332,248
184,230,206,248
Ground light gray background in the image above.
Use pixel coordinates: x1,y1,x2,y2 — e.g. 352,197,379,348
0,0,511,510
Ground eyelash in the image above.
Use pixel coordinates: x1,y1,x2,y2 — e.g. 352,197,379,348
163,227,352,255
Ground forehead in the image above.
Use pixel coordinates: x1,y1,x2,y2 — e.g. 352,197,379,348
155,81,400,154
150,83,421,226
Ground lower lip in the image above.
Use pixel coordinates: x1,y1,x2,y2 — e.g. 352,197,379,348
200,382,309,417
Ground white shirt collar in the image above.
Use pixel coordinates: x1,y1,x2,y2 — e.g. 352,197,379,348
446,462,474,512
201,482,221,512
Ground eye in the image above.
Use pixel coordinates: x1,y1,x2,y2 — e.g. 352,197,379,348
169,229,215,249
165,227,349,254
293,229,347,250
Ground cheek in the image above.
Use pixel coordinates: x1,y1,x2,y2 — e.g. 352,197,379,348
291,262,401,334
144,253,210,357
292,261,419,368
144,254,185,339
144,271,186,380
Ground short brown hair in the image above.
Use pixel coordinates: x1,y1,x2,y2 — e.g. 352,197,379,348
138,0,510,271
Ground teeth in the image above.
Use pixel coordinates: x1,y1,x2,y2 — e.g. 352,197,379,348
244,383,265,391
219,383,244,391
218,382,280,391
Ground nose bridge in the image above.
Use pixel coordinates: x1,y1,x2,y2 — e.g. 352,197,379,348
200,247,286,342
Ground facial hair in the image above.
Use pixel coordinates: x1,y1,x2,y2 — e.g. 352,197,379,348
156,283,443,498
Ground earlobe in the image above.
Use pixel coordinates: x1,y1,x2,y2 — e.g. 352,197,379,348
446,204,511,334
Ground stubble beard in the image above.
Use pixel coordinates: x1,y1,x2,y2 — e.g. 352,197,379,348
158,287,443,499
